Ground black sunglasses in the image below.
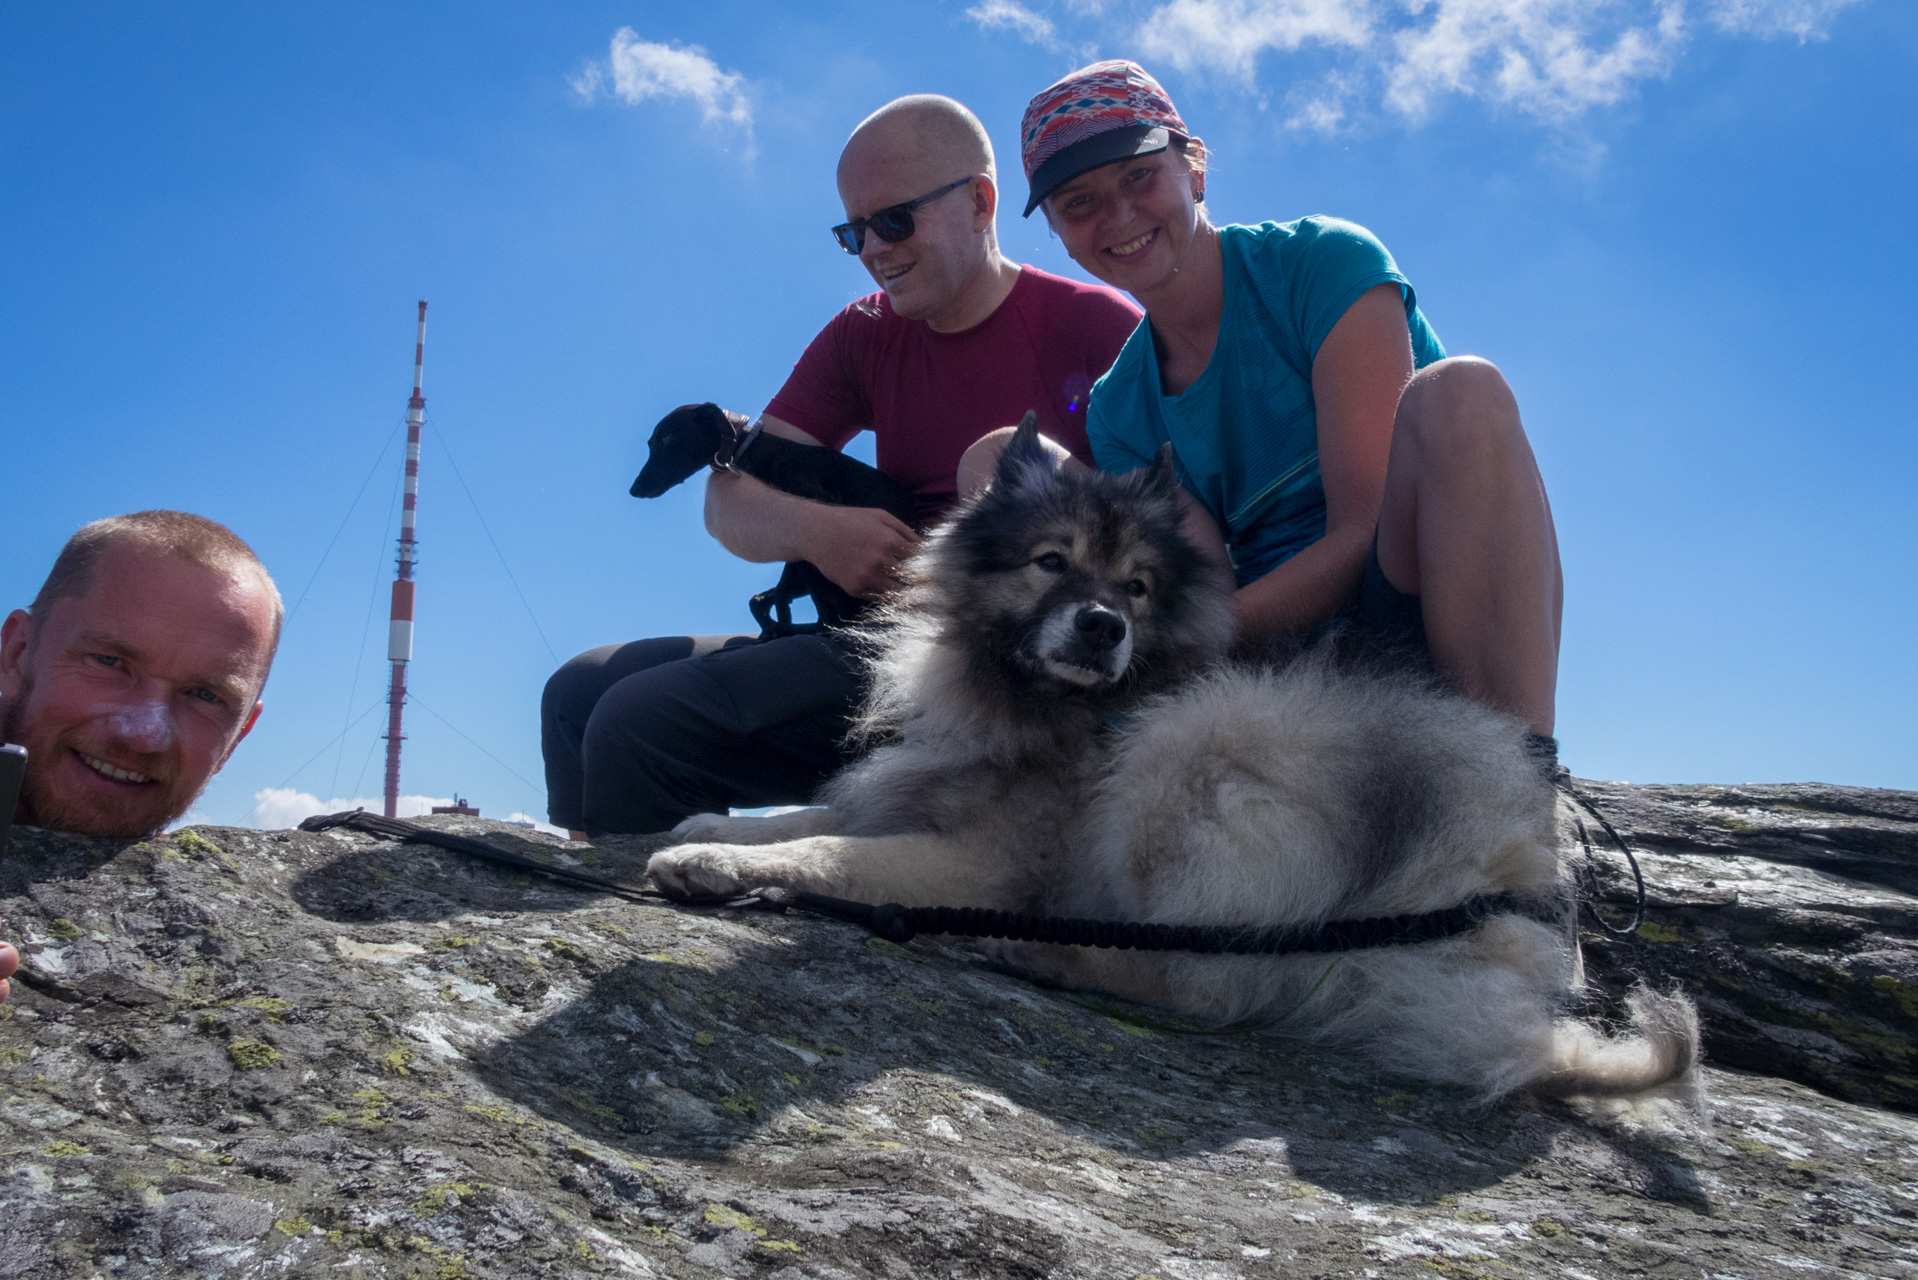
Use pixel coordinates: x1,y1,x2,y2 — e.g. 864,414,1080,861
831,176,974,255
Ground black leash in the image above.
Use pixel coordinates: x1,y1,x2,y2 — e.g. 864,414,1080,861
739,885,1522,954
1553,779,1646,936
297,809,663,905
296,809,1521,957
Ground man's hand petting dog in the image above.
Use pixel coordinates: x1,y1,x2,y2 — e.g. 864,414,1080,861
803,505,917,601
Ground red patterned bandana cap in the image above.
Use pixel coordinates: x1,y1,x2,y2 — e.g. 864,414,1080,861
1020,60,1188,217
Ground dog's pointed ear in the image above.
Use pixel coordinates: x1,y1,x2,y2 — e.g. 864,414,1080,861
990,411,1050,492
1144,442,1181,498
989,410,1051,491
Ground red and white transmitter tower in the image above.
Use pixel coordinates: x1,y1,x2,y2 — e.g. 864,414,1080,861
383,300,428,818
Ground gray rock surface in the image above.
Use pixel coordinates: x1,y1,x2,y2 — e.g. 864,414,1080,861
1574,782,1918,1112
0,783,1913,1278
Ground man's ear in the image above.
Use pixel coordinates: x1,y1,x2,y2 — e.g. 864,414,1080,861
971,173,996,231
0,610,32,701
215,699,264,775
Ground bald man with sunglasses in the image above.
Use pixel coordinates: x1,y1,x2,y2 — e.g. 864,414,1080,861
541,94,1138,837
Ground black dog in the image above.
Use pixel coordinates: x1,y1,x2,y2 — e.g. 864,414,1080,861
632,402,919,636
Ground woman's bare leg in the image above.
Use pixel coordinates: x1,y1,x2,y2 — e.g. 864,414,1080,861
1375,357,1562,735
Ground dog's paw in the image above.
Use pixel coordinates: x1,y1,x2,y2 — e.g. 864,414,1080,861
646,844,765,900
668,812,744,845
668,809,836,846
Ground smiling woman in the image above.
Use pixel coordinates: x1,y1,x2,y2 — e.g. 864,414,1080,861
1021,60,1564,748
0,511,281,838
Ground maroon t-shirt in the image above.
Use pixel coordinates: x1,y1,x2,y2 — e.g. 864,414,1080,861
764,265,1142,527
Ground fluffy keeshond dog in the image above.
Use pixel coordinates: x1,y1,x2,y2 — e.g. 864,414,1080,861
649,417,1698,1100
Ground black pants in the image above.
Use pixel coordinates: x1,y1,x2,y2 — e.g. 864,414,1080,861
540,632,865,835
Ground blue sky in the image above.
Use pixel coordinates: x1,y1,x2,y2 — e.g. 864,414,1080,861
2,0,1911,831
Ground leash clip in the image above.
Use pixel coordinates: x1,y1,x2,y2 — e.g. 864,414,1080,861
710,416,763,475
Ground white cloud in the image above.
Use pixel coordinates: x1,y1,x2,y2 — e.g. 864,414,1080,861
505,811,571,838
1381,0,1689,122
983,0,1867,129
1707,0,1861,38
163,790,562,838
1132,0,1692,122
967,0,1064,46
242,790,566,837
1138,0,1374,79
244,787,455,831
571,29,753,136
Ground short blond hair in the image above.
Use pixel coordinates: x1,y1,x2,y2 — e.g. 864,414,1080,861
849,94,997,184
29,510,284,654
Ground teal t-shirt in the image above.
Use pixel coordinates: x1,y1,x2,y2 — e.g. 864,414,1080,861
1086,218,1444,587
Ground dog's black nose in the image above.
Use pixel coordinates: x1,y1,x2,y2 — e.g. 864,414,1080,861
1074,606,1127,651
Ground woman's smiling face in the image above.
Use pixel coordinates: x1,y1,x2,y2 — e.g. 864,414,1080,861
1044,147,1205,297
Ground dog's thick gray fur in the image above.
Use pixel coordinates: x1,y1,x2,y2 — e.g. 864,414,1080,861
649,416,1699,1099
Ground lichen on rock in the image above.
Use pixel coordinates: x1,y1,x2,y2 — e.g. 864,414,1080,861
0,787,1912,1277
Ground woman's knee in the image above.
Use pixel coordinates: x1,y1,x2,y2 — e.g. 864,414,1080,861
1396,357,1525,462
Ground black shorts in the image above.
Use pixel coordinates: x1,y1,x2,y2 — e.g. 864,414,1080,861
1348,535,1429,664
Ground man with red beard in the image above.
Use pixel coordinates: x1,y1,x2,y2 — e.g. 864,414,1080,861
1,511,281,842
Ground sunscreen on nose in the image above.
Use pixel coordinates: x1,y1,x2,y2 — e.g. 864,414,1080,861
106,701,175,751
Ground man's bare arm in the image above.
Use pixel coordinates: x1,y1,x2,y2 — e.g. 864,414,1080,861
703,414,830,563
703,413,917,601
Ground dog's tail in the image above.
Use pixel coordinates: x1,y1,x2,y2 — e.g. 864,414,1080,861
1538,987,1700,1096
